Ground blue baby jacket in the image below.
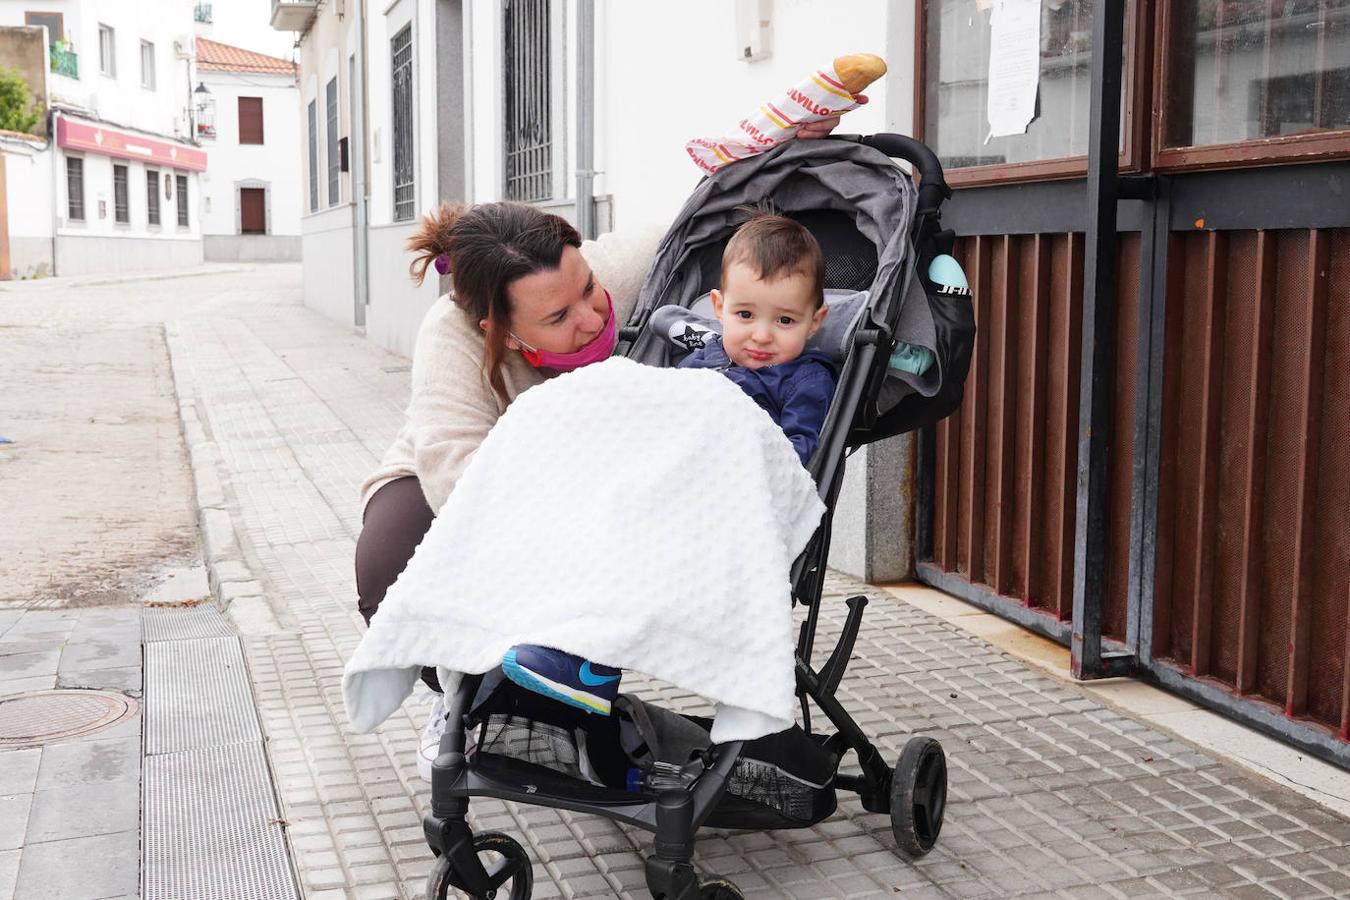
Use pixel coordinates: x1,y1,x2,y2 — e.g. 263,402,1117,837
678,335,838,465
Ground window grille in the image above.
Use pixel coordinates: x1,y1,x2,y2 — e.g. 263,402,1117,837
307,100,319,213
176,173,189,226
503,0,552,202
391,25,415,221
66,157,84,220
113,164,129,223
326,78,339,206
98,25,115,77
146,169,160,225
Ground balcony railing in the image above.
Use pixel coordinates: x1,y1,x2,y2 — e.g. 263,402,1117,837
194,3,212,24
50,45,78,79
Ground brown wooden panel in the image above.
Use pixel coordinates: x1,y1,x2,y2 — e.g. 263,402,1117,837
1040,234,1084,619
1012,235,1050,601
984,236,1017,595
1310,230,1349,730
957,237,992,581
1103,234,1141,642
1154,227,1350,740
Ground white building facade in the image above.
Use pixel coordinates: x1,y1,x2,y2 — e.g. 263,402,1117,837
1,0,210,276
195,37,302,261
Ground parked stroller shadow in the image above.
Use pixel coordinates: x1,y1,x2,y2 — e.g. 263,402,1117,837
422,133,976,900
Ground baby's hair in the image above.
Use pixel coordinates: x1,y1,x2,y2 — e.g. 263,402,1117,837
721,205,826,308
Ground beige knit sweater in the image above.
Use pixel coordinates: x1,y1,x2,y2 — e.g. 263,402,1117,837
360,227,664,515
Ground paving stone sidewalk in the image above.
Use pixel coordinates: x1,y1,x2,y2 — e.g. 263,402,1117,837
165,267,1350,899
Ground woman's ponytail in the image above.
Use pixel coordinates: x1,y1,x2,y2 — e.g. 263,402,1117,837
407,201,466,285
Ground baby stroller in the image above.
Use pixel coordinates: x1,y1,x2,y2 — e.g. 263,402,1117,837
422,134,976,900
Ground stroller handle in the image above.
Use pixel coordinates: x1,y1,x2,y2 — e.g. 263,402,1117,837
856,133,952,214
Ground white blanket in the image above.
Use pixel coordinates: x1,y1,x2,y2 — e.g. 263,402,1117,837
342,357,826,742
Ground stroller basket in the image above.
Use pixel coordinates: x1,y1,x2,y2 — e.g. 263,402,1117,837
468,684,840,831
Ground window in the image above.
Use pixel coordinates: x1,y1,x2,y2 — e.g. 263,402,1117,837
326,77,339,206
112,164,129,223
503,0,552,202
98,24,115,77
24,11,63,42
1159,0,1350,166
240,187,266,234
146,169,160,225
140,40,155,89
175,173,189,226
391,25,415,221
66,157,84,220
238,97,264,145
307,99,318,213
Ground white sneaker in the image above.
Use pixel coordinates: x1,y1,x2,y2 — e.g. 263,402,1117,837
417,693,448,782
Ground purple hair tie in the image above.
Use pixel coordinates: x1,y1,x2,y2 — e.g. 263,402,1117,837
433,253,451,276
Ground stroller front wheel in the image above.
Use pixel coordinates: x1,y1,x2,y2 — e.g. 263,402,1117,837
699,876,745,898
890,735,947,857
426,831,533,900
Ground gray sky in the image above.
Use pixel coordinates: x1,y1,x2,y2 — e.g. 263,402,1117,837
202,0,298,62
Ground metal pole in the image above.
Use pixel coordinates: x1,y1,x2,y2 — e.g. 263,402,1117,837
1071,0,1131,679
575,0,596,239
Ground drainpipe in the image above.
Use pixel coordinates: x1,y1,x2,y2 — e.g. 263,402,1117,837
575,0,596,240
50,109,59,275
351,0,370,326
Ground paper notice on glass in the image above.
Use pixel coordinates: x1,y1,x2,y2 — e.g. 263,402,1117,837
985,0,1041,139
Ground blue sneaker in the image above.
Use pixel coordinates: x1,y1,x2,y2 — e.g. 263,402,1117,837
501,645,621,715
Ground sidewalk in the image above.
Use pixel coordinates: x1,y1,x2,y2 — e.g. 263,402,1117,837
157,265,1350,899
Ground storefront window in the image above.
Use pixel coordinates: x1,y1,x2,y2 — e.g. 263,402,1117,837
924,0,1117,172
1163,0,1350,148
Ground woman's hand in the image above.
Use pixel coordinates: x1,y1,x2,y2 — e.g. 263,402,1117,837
798,94,869,140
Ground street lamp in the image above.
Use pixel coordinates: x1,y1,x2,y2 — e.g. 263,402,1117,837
194,81,215,139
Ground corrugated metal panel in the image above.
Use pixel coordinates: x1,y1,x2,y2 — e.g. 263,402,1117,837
1153,228,1349,738
934,233,1134,628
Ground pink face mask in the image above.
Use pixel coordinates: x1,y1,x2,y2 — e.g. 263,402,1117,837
512,290,617,372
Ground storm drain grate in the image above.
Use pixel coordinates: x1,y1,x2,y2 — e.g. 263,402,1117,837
143,605,236,642
143,741,300,900
144,637,261,754
0,689,139,749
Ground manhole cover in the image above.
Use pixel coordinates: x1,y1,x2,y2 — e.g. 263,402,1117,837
0,689,139,748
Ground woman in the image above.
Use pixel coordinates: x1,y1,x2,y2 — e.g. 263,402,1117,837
355,118,853,779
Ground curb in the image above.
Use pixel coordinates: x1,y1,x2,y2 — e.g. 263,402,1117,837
1,263,261,291
163,320,280,632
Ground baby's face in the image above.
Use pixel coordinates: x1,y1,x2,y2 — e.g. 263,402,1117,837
712,262,827,370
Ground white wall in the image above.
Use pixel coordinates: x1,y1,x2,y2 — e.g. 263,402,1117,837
461,0,898,232
4,0,198,141
198,70,302,237
302,203,357,326
2,138,54,278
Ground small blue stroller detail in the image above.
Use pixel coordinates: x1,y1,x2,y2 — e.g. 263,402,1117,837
422,134,976,900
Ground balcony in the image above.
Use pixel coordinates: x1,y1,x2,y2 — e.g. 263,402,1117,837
270,0,318,32
49,44,78,79
194,3,212,24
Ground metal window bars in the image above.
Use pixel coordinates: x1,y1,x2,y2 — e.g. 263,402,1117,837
503,0,552,203
113,165,129,223
391,25,415,222
326,77,339,207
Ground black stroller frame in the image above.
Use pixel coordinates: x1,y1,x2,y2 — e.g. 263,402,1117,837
423,134,965,900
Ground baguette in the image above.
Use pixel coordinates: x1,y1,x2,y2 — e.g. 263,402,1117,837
832,53,887,95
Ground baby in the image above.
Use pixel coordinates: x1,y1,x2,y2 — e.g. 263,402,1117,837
678,210,837,465
502,212,838,718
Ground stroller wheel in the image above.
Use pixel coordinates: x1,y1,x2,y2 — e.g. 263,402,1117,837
426,831,533,900
699,876,745,899
890,736,947,857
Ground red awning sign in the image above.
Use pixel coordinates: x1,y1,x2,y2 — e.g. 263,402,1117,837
56,117,208,172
